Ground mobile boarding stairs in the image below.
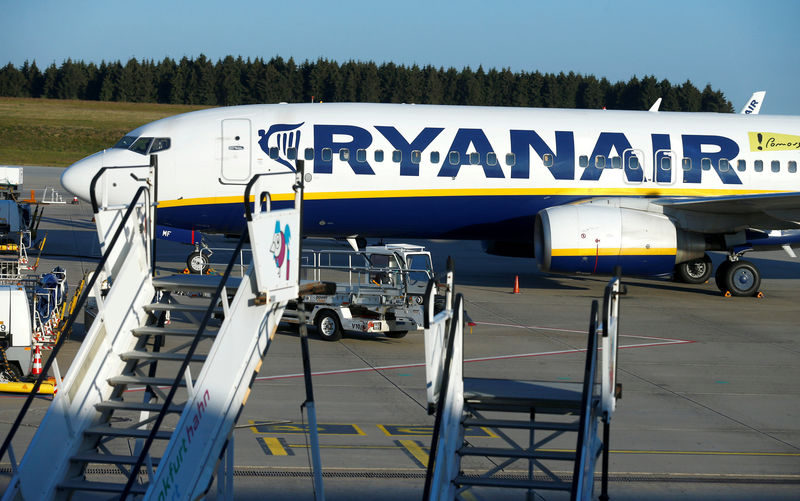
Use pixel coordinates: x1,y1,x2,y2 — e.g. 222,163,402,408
0,158,326,500
422,264,623,500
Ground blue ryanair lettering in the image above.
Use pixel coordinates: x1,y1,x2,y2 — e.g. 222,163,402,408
375,126,443,176
437,128,503,178
509,130,575,179
681,134,741,184
313,124,375,175
651,134,672,183
580,132,639,181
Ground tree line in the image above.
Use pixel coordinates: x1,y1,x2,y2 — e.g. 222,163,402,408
0,55,733,112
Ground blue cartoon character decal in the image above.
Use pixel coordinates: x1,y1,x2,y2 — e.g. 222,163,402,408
270,221,291,280
258,122,304,172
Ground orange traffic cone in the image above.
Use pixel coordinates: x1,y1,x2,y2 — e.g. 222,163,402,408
31,345,43,376
512,275,520,294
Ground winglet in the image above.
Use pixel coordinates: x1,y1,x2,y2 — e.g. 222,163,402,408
648,98,662,112
740,91,766,114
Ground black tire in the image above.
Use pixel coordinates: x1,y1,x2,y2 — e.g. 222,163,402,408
714,260,732,292
314,310,342,341
186,251,208,274
675,254,713,284
385,331,408,339
1,361,23,382
723,260,761,297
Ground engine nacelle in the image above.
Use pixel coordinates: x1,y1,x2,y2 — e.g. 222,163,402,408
534,205,705,276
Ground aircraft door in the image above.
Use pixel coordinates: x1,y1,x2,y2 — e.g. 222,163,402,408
654,149,676,185
622,148,646,183
221,119,252,182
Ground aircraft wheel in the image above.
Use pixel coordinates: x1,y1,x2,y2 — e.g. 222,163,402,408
315,310,342,341
714,260,732,292
675,254,712,284
385,331,408,339
723,260,761,297
186,251,208,274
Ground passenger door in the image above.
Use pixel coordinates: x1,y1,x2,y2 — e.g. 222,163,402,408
221,119,252,182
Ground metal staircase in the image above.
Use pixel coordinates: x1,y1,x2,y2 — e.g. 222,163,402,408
423,266,623,501
0,159,323,500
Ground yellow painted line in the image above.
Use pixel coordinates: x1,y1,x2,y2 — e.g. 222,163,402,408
538,448,800,457
398,439,429,468
156,186,791,208
260,437,288,456
551,247,676,257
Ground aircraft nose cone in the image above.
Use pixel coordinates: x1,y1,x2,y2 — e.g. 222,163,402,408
61,152,103,202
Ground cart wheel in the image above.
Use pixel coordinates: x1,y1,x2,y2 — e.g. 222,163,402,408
315,310,342,341
186,251,208,274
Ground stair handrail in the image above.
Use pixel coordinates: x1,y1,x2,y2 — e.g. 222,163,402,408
0,184,151,468
571,299,600,501
601,275,623,421
423,292,464,501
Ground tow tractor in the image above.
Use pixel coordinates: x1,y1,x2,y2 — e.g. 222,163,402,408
283,244,436,341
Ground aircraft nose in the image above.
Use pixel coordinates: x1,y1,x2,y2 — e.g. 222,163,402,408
61,152,103,202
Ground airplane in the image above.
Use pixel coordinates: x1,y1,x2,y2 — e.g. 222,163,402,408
60,102,800,297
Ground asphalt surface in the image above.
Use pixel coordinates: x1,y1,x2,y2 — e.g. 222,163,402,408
0,166,798,500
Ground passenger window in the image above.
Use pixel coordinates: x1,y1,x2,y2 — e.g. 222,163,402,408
737,159,746,172
682,158,691,171
411,150,421,164
322,148,332,162
754,160,763,172
789,160,797,173
469,152,479,165
356,149,366,162
701,158,711,171
660,157,671,171
150,138,171,153
543,153,553,167
339,148,350,161
595,155,606,169
486,152,497,166
304,148,314,160
719,159,729,172
628,156,640,170
771,160,780,173
505,153,516,166
430,151,440,163
287,147,297,160
374,149,384,162
449,151,460,165
392,150,402,163
579,155,588,168
611,156,621,169
269,147,279,159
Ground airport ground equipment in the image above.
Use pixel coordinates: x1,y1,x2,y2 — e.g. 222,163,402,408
423,270,623,501
283,244,434,340
0,157,325,500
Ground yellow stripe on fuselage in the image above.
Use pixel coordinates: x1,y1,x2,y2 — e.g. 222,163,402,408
156,186,791,209
552,247,676,257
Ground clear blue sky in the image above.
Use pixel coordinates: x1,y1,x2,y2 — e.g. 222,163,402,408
2,0,799,114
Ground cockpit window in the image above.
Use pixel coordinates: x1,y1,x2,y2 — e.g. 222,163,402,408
129,137,153,155
113,136,138,149
150,138,171,153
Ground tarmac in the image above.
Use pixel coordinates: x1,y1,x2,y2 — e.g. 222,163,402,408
0,166,798,500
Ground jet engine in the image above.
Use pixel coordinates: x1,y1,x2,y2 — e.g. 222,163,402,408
534,204,705,276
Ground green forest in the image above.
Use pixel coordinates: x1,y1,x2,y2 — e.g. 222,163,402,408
0,55,733,112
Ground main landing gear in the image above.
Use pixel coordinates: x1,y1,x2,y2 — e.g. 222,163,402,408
675,252,762,297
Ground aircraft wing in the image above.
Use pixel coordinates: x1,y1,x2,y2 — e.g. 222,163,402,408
656,192,800,233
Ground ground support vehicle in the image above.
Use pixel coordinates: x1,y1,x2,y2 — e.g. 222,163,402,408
283,244,435,341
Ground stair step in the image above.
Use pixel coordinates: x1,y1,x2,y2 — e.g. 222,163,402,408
95,400,185,413
58,479,147,494
144,303,223,314
459,447,576,461
107,375,191,387
120,351,207,362
71,451,161,466
463,377,584,412
132,326,216,338
455,476,572,491
464,418,579,432
153,274,241,293
84,425,172,440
